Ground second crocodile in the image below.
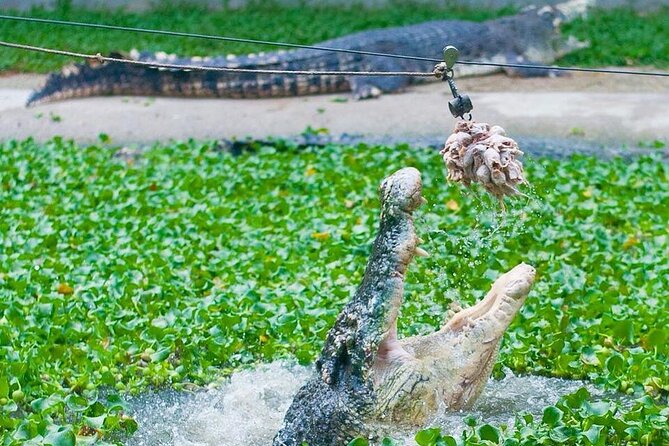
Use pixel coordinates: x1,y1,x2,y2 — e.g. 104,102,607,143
28,1,588,105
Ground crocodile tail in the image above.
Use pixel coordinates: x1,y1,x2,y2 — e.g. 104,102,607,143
28,53,152,106
27,52,351,106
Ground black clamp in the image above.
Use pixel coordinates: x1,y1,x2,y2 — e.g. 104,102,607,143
437,46,473,120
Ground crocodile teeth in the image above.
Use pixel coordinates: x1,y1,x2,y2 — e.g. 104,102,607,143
415,247,429,257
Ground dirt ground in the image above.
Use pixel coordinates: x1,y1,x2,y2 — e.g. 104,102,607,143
0,71,667,146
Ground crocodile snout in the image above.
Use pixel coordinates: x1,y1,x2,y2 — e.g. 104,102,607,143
379,167,425,213
501,263,536,299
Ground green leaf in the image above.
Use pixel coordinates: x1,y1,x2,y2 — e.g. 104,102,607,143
478,424,501,443
464,415,478,427
83,414,107,429
580,346,600,366
439,436,458,446
549,426,578,443
582,424,603,445
644,328,666,349
347,438,369,446
605,352,624,372
415,428,442,446
563,387,591,408
150,348,171,362
612,320,635,344
583,401,612,417
0,376,8,398
31,394,63,412
542,406,563,427
44,428,76,446
65,394,89,412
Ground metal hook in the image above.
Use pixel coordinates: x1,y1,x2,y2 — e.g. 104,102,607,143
441,45,474,120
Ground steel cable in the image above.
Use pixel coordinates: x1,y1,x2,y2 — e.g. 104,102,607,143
0,40,437,77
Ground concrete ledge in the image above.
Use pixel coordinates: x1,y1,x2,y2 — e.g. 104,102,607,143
0,73,667,146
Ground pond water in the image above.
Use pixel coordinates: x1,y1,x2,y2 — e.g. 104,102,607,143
126,362,600,446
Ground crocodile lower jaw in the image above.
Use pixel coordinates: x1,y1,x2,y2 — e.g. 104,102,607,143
370,230,536,423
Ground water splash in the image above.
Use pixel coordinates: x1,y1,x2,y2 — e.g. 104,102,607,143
416,185,537,294
126,363,598,446
126,362,310,446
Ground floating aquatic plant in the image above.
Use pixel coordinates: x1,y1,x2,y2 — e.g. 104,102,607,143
0,138,666,445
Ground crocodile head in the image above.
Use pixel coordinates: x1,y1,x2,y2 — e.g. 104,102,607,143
274,168,535,446
489,0,589,66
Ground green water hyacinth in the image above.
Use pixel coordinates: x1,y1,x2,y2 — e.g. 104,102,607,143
0,137,667,445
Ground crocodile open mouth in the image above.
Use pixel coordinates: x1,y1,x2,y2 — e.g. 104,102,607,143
374,261,536,368
372,167,535,400
275,166,537,446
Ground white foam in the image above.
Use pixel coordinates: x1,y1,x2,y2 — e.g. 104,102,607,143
127,363,597,446
127,362,310,446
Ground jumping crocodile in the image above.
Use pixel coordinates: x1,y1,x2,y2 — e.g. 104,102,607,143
273,167,536,446
27,1,588,105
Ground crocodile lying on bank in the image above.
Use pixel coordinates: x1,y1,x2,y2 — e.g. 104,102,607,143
273,167,536,446
27,1,588,105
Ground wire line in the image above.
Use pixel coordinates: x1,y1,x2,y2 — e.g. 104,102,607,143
455,60,669,77
0,40,437,77
1,14,668,78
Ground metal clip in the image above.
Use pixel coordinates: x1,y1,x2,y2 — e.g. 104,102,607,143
442,46,473,120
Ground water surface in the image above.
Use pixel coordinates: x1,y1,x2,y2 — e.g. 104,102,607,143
127,362,598,446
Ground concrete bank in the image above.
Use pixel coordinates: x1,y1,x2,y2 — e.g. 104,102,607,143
0,72,667,149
